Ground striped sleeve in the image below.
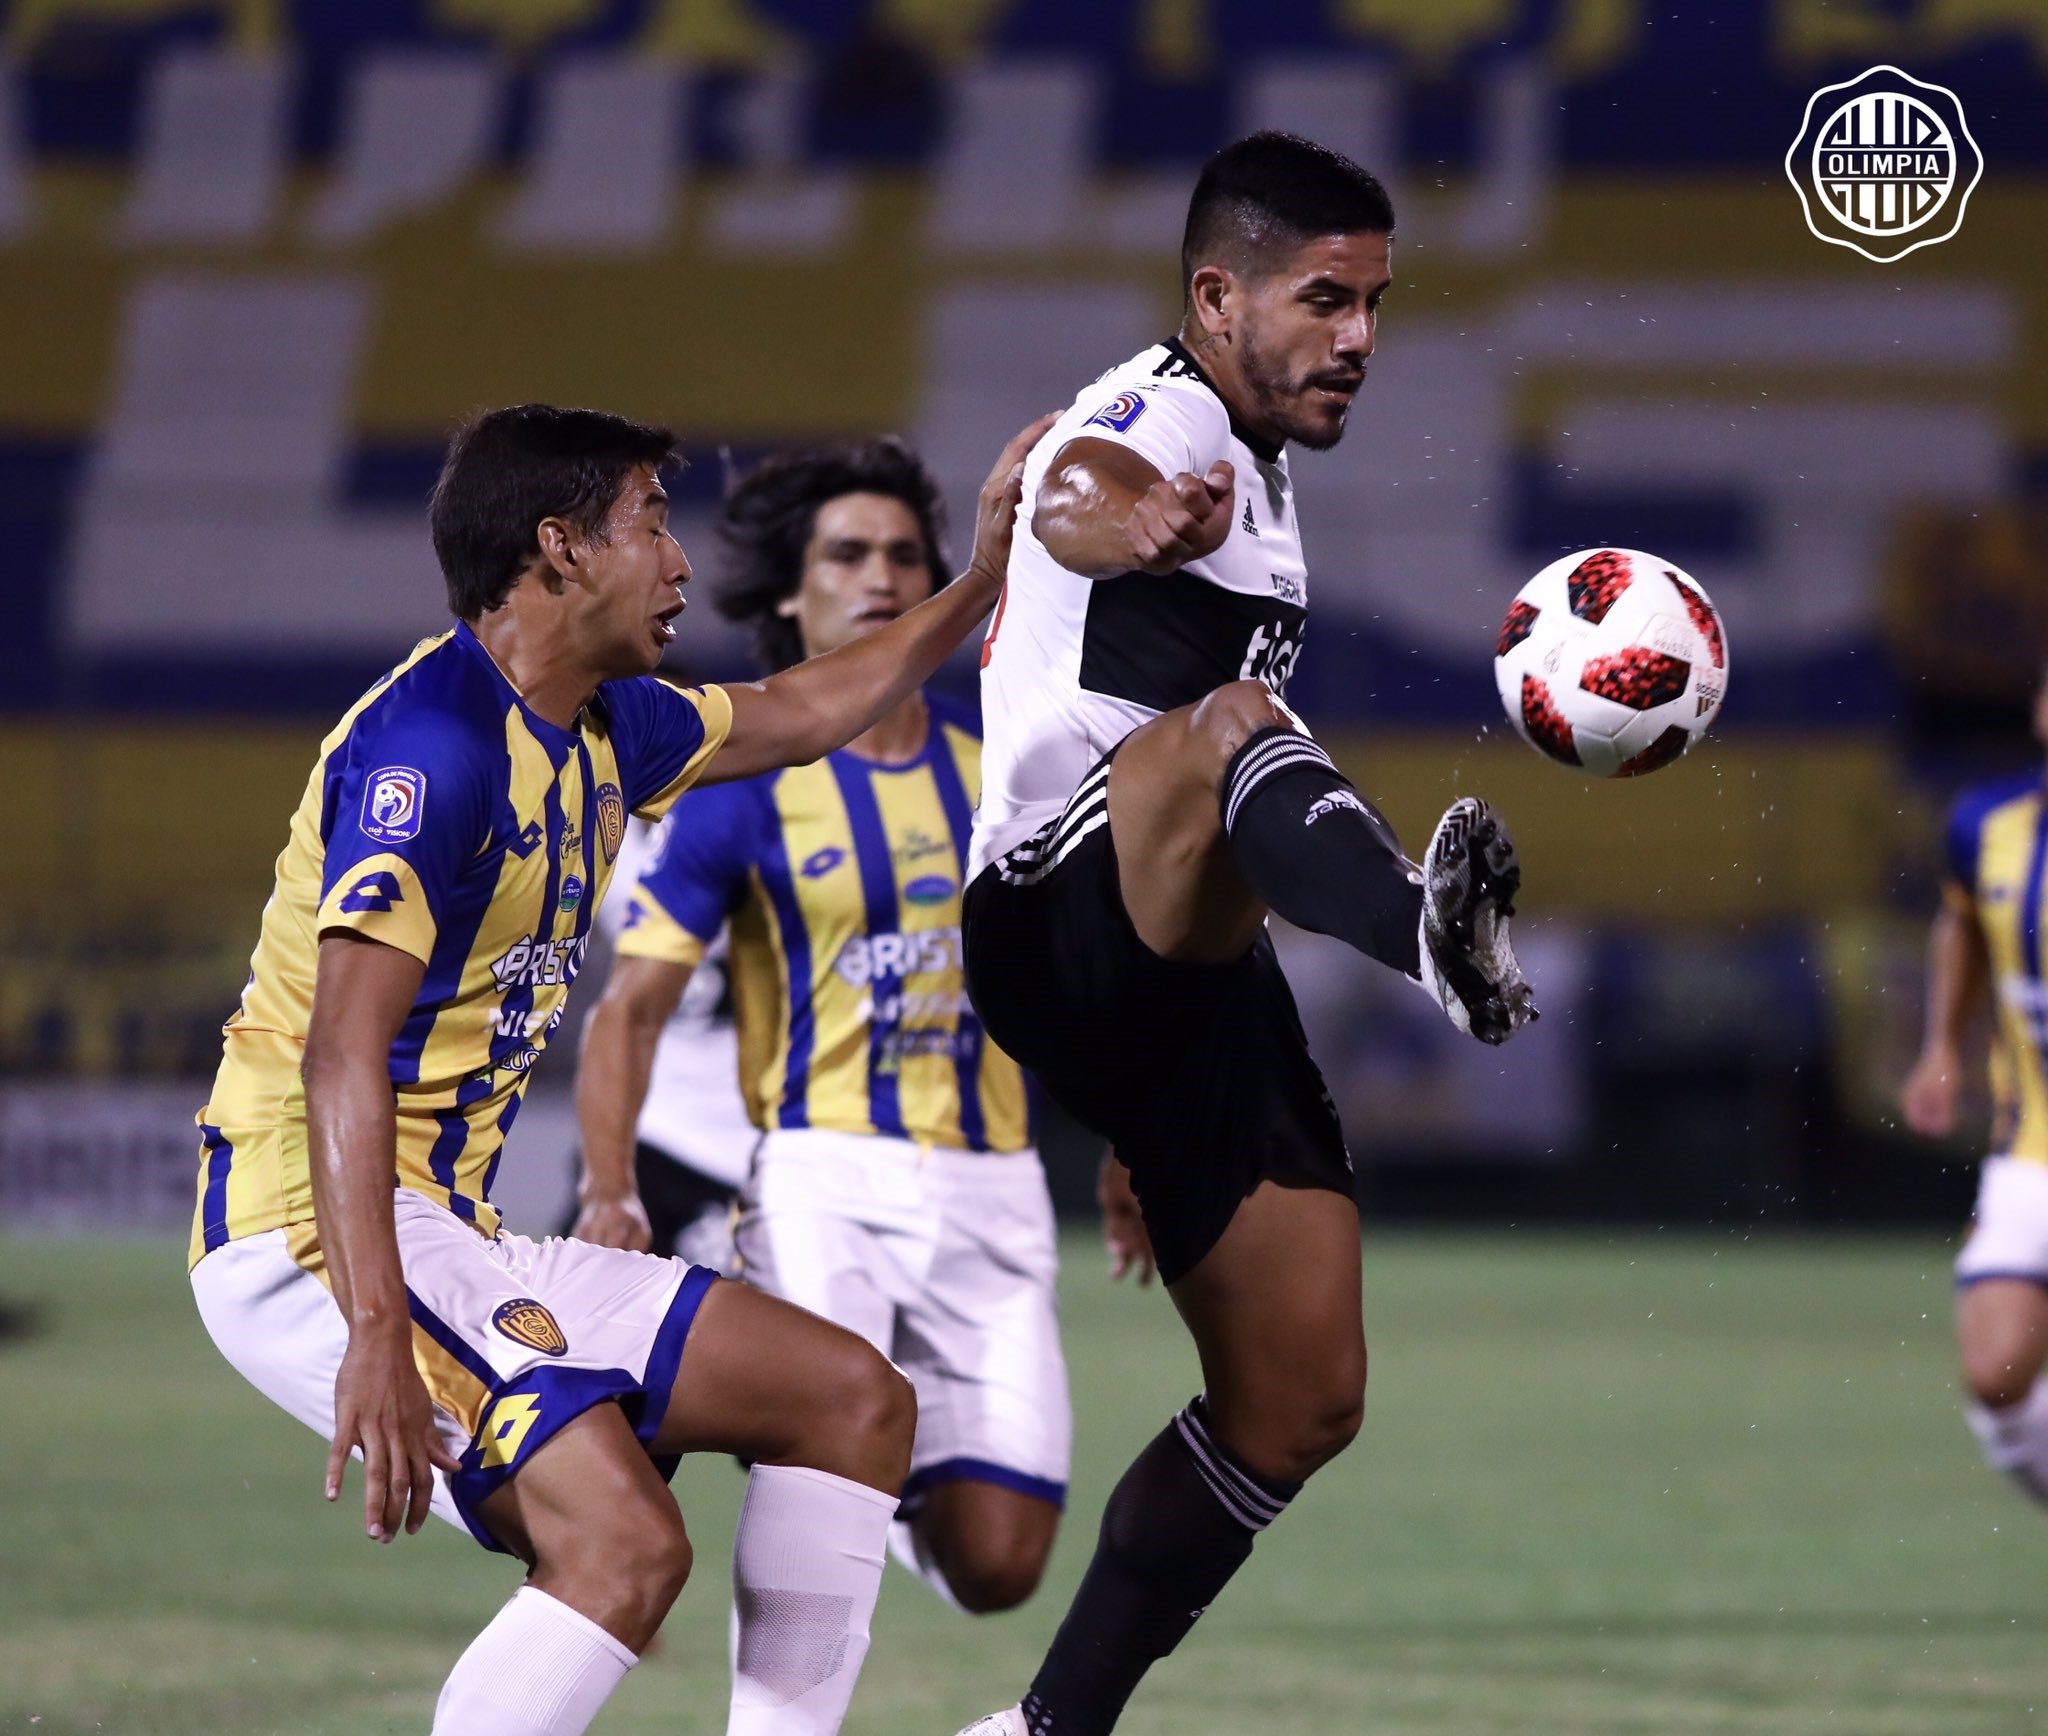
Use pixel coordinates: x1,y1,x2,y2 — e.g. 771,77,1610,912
615,780,761,966
605,677,734,821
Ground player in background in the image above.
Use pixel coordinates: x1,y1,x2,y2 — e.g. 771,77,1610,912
574,810,755,1272
573,439,1069,1615
186,403,1047,1736
1901,660,2048,1505
953,134,1536,1736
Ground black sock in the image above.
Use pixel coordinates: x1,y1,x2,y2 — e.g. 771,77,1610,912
1220,725,1423,975
1025,1397,1300,1736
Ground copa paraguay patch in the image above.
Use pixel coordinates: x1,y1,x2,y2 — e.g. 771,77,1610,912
491,1298,568,1357
362,767,426,844
595,783,627,865
1085,391,1147,434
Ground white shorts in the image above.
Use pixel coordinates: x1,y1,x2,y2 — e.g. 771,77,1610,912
1956,1156,2048,1287
736,1128,1071,1510
190,1188,718,1550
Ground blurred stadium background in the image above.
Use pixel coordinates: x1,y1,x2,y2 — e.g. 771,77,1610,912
3,2,2048,1727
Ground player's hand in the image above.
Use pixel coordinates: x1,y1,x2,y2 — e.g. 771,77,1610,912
327,1324,460,1544
1127,461,1235,575
574,1188,654,1252
1099,1153,1156,1287
966,413,1060,588
1899,1047,1961,1139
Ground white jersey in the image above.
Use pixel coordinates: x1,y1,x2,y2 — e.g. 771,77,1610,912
598,819,757,1188
969,339,1309,881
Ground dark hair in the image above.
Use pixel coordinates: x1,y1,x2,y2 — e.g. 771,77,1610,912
714,438,947,674
1181,130,1396,293
429,404,679,618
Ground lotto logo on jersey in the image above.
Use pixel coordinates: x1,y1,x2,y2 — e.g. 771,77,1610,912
338,870,403,914
1085,392,1147,434
834,926,964,987
362,767,425,843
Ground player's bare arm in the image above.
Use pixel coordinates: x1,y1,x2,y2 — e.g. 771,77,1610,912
1901,885,1993,1139
1034,437,1236,579
571,954,694,1251
704,414,1053,783
302,930,460,1544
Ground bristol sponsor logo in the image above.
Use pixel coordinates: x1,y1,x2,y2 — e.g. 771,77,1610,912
362,767,425,843
832,926,963,988
490,934,589,991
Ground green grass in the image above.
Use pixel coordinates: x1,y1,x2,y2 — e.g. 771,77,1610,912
3,1230,2045,1734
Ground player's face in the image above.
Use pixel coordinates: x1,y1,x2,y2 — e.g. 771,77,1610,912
779,492,936,661
1235,231,1391,452
585,464,690,675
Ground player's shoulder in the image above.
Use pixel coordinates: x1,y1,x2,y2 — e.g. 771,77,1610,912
1065,340,1229,437
588,672,719,740
341,629,506,771
1950,771,2043,833
654,763,779,851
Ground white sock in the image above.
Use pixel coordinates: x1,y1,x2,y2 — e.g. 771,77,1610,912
728,1463,898,1736
432,1585,636,1736
887,1515,966,1610
1966,1382,2048,1504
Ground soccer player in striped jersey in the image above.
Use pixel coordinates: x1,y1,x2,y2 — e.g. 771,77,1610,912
953,135,1535,1736
187,403,1046,1736
1902,660,2048,1506
573,439,1068,1616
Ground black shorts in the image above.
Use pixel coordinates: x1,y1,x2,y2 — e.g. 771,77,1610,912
963,762,1354,1286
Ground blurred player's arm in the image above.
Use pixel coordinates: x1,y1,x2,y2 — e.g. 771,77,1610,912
1900,883,1992,1139
705,415,1052,783
572,955,694,1251
1098,1151,1156,1287
1033,437,1236,579
302,931,461,1544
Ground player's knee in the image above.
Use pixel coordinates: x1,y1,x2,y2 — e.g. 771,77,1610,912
1189,679,1294,764
945,1545,1048,1616
1963,1343,2039,1411
811,1338,916,1480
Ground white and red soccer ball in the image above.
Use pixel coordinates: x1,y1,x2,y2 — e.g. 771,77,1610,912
1493,548,1729,778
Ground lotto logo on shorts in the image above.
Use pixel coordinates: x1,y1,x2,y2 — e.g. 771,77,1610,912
491,1299,568,1357
362,767,426,843
1085,392,1147,434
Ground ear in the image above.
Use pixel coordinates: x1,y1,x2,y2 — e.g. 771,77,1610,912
775,594,802,619
534,515,583,595
1188,264,1235,341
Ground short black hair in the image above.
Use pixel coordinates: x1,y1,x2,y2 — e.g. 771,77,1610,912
429,404,678,619
1181,130,1396,293
714,438,947,675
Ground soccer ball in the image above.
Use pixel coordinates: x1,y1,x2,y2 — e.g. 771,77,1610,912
1493,548,1728,778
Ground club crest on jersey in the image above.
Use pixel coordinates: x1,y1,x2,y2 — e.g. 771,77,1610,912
595,783,626,865
491,1299,568,1357
1085,392,1147,434
362,767,425,843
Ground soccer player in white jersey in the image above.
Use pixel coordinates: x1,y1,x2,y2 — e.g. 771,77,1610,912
577,815,755,1272
1900,661,2048,1504
186,402,1046,1736
952,134,1537,1736
574,439,1069,1615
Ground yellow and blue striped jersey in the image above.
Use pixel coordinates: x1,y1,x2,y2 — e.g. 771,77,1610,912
1949,773,2048,1164
616,693,1028,1153
190,623,732,1266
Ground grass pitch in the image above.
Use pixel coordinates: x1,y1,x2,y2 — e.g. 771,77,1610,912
3,1229,2044,1735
